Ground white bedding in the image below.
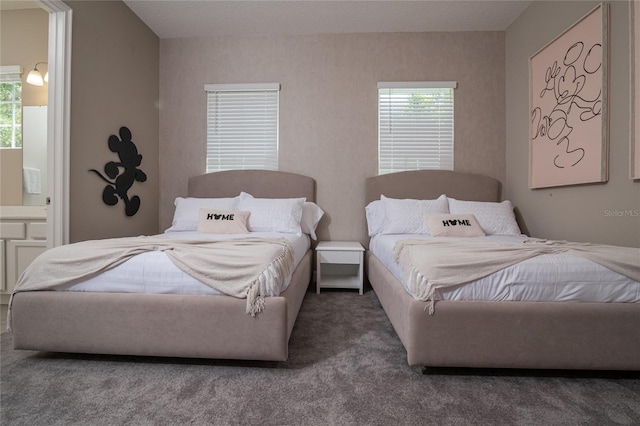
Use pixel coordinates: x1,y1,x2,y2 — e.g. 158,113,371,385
56,232,310,297
369,234,640,303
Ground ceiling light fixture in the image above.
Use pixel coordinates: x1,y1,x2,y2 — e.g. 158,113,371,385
26,62,48,86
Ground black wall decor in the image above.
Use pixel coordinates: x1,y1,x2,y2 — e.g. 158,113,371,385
89,126,147,216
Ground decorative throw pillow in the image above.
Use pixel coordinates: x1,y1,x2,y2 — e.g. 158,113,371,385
166,196,239,232
425,213,485,237
237,196,305,235
197,209,250,234
380,194,449,235
448,198,522,236
365,200,385,237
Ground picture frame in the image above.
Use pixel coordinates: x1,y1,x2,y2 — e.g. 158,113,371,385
529,3,609,189
632,1,640,180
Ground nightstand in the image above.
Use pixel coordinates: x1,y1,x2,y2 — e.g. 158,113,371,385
315,241,365,295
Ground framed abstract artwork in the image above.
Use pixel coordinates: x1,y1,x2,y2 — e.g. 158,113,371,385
632,1,640,180
529,3,609,189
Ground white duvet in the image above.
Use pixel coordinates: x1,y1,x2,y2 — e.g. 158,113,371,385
56,231,310,297
369,234,640,303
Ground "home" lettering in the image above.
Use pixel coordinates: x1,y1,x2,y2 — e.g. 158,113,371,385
207,213,235,221
441,219,471,227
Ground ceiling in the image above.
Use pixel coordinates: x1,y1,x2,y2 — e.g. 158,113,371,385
0,1,40,10
122,0,533,39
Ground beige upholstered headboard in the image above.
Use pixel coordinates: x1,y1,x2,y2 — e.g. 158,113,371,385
188,170,316,202
365,170,501,204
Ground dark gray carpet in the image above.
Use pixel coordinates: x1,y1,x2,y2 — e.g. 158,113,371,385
2,290,639,426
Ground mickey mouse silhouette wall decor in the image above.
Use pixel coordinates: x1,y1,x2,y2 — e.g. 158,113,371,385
89,126,147,216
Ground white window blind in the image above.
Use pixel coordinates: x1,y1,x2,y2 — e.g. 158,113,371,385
378,81,456,175
0,65,22,82
205,83,280,172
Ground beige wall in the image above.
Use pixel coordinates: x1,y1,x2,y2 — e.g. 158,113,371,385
66,0,159,242
0,8,48,206
0,149,23,205
506,1,640,247
159,32,506,244
0,8,49,107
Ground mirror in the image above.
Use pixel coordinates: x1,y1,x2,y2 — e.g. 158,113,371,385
22,105,47,205
0,3,49,206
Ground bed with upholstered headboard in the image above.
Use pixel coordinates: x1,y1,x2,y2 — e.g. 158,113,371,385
365,170,640,370
10,170,318,361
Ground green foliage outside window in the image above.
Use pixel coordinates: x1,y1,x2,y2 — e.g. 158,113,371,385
0,81,22,148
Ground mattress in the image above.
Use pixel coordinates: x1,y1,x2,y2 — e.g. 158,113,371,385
55,232,310,297
369,234,640,303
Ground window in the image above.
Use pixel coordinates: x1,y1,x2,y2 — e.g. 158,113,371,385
378,81,456,175
0,66,23,149
205,83,280,172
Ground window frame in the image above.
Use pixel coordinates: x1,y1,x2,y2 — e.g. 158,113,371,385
0,66,23,149
377,81,457,175
204,83,280,173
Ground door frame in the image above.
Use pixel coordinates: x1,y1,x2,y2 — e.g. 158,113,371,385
36,0,71,248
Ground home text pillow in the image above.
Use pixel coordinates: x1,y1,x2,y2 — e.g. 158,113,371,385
448,198,521,236
301,202,324,240
425,214,485,238
166,196,238,232
380,194,449,235
237,196,305,235
365,200,385,237
197,209,250,234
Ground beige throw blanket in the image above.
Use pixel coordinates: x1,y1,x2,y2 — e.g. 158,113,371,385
394,238,640,314
12,236,294,318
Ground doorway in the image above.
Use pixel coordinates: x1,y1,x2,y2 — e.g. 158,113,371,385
38,0,71,248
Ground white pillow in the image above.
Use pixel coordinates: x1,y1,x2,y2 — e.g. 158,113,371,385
365,200,385,237
380,194,449,235
237,196,305,235
197,209,250,234
425,213,485,238
301,202,324,240
166,197,238,232
448,198,521,236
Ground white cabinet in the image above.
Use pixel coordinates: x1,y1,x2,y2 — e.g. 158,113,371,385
316,241,364,295
0,206,47,303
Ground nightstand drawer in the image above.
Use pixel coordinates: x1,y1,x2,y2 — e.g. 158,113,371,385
318,250,360,265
